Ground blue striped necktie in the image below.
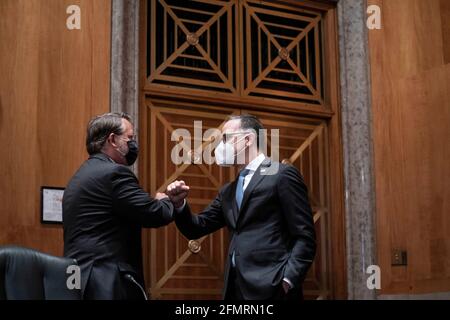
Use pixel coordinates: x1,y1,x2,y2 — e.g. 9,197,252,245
235,169,250,210
232,168,250,267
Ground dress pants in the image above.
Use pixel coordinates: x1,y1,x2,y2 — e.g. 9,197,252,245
225,266,304,301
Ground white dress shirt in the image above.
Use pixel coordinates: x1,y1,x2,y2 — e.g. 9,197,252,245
240,153,266,190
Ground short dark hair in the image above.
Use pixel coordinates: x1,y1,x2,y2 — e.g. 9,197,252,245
86,112,132,155
227,114,265,149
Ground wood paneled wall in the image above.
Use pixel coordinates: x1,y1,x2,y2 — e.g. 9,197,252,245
369,0,450,294
0,0,110,256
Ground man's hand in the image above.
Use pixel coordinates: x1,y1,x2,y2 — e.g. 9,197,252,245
166,180,190,208
155,192,168,200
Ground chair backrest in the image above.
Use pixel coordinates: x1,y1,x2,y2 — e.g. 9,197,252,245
0,245,81,300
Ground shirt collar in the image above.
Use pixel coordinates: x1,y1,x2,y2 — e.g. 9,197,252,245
245,153,266,172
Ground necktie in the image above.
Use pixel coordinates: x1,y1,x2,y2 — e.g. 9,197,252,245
232,168,250,267
235,169,250,210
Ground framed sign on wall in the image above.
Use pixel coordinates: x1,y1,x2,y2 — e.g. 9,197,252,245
41,186,65,224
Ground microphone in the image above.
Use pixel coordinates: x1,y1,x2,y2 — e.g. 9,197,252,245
124,273,148,300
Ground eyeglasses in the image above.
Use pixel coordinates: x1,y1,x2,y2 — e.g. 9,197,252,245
221,131,251,144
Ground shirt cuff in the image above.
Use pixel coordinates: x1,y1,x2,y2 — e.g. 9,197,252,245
175,199,186,213
283,277,294,289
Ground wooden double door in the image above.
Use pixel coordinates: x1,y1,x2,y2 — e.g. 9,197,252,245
140,98,330,299
139,0,342,299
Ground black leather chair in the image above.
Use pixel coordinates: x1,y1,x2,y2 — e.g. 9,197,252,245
0,245,81,300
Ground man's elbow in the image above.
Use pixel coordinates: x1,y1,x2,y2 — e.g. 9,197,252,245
174,221,201,240
142,205,174,228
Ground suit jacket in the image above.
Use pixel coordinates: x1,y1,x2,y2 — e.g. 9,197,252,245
175,158,316,300
63,153,174,299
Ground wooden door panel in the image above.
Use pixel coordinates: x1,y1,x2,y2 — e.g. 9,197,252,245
144,0,328,110
143,99,330,299
240,1,324,105
145,0,238,94
146,99,237,299
243,110,330,299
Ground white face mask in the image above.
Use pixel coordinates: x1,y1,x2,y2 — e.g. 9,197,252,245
214,141,235,167
214,136,247,167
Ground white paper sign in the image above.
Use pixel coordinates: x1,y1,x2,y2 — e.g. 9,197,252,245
42,188,64,223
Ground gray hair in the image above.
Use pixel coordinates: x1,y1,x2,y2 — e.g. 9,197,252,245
85,112,132,155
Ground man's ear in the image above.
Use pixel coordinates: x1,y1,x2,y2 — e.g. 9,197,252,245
246,132,256,147
108,133,117,148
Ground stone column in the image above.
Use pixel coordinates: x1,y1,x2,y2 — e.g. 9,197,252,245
110,0,140,172
337,0,378,299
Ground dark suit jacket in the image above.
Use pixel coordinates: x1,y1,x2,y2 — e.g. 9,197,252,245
175,158,316,300
63,153,174,299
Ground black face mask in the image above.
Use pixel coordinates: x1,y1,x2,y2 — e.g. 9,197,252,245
125,140,139,166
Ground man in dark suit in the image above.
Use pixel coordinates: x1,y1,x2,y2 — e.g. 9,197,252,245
166,114,316,300
63,112,173,300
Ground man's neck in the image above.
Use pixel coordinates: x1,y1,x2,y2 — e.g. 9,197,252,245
237,151,263,170
101,148,121,164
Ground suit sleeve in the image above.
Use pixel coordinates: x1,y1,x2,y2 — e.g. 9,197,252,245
277,165,316,285
174,189,226,240
111,166,174,228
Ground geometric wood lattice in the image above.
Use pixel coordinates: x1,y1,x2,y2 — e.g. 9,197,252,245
145,0,325,105
147,0,238,93
147,100,239,299
241,1,324,104
144,99,330,300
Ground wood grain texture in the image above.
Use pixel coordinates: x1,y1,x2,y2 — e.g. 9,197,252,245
369,0,450,294
0,0,111,256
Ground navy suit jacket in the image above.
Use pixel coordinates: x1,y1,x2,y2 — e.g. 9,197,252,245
63,153,173,299
175,159,316,299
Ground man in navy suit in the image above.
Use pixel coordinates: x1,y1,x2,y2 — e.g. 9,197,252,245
63,112,173,299
166,114,316,300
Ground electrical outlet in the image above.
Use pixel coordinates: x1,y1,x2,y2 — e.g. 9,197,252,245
391,249,407,266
